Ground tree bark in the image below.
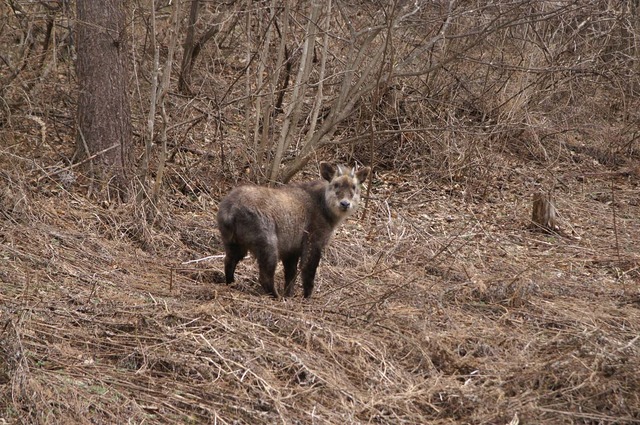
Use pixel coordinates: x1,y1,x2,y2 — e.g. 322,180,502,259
531,191,558,231
76,0,132,201
178,0,199,94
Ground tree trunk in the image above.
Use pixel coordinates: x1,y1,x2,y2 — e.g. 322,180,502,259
76,0,132,202
178,0,199,94
531,191,558,231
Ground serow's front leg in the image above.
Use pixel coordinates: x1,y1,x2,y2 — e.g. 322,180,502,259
300,247,322,298
283,255,300,298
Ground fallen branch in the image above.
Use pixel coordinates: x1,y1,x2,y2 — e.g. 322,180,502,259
37,144,119,183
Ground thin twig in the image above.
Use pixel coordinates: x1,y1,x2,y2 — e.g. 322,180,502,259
37,144,119,183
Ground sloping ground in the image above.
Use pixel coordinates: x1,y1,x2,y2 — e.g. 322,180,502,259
1,149,639,424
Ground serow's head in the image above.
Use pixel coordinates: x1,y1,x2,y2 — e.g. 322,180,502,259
320,162,371,219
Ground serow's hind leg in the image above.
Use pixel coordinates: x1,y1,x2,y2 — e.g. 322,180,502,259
223,243,247,284
256,250,279,298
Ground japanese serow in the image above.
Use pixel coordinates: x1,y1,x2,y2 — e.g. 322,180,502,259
217,162,371,298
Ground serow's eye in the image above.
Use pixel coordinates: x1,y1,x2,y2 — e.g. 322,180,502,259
351,184,356,191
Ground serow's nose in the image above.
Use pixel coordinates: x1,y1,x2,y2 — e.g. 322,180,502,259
339,200,351,210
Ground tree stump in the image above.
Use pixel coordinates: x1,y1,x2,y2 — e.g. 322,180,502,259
531,191,558,232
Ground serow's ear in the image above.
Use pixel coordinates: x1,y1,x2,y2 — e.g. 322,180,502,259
320,162,336,182
355,166,371,183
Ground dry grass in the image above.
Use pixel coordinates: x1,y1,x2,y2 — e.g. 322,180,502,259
2,2,640,423
1,139,639,424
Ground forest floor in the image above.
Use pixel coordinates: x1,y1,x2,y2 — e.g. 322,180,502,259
1,138,640,424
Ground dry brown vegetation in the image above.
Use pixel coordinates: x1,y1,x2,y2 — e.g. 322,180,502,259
2,1,640,424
